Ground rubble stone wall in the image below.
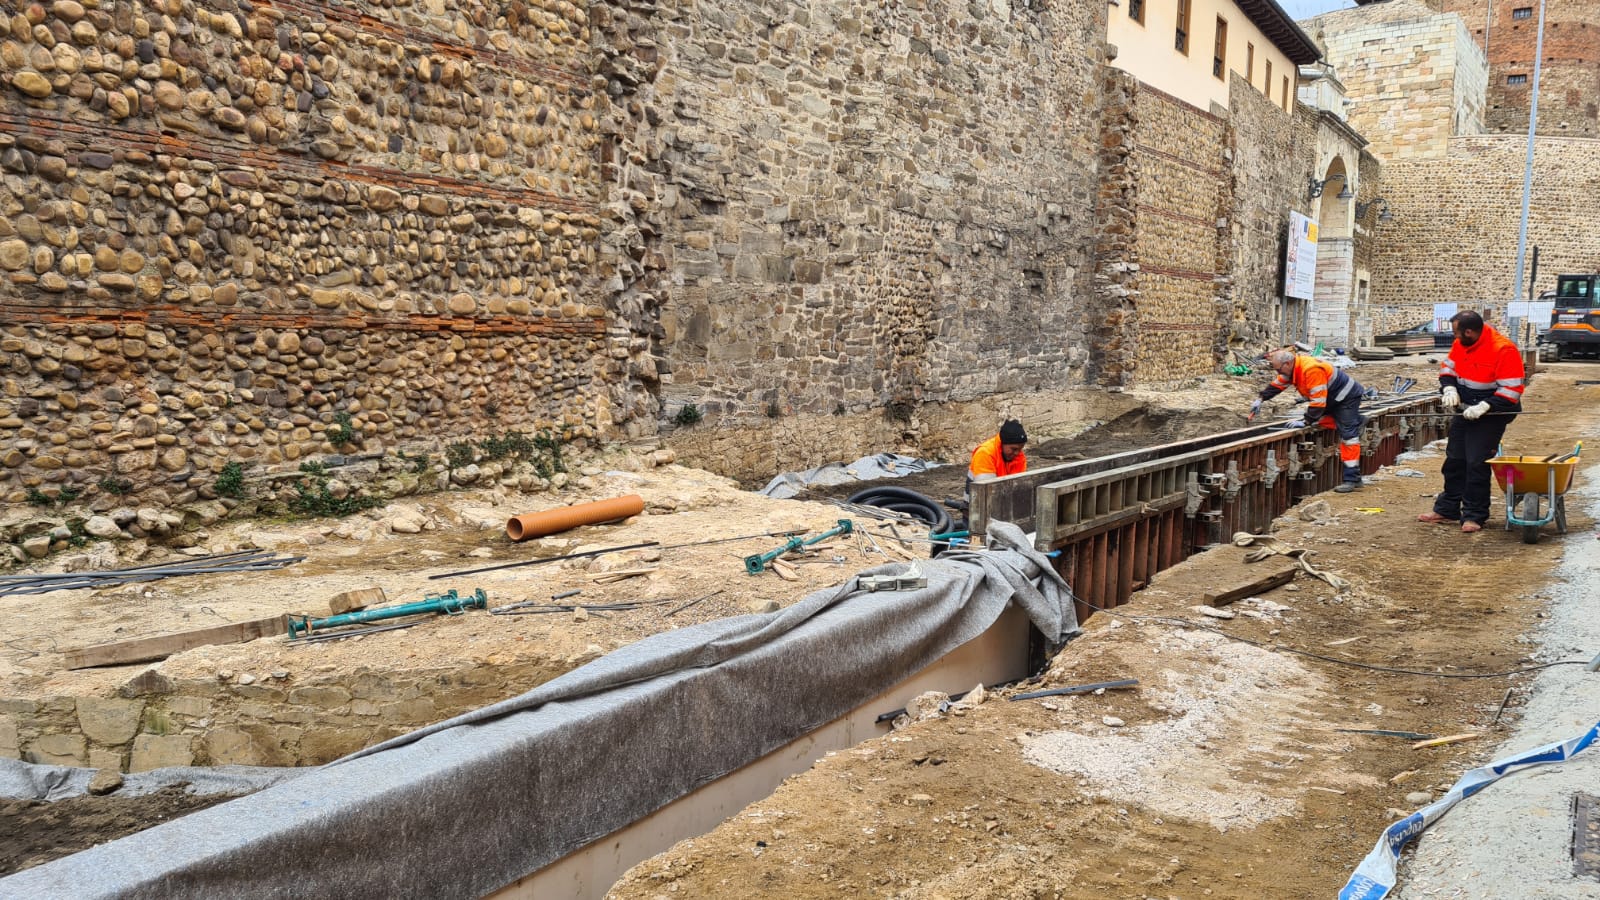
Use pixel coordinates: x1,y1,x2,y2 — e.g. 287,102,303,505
1,654,579,770
0,0,623,512
1226,75,1319,352
1123,84,1229,382
1370,134,1600,332
598,0,1109,433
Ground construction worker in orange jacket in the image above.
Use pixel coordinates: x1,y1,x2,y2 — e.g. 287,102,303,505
1251,349,1367,492
967,419,1028,498
1418,310,1525,533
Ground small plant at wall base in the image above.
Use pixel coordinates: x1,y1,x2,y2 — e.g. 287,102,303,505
214,462,247,500
396,450,430,474
532,429,567,480
328,412,359,449
98,476,134,496
26,486,80,507
673,403,702,427
445,442,476,475
286,461,382,518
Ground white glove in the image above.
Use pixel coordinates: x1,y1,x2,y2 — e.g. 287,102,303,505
1463,401,1491,421
1440,386,1460,410
1249,399,1262,417
1283,418,1305,429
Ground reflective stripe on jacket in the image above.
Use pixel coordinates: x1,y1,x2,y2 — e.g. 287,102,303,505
1440,325,1525,411
968,434,1027,480
1259,355,1356,413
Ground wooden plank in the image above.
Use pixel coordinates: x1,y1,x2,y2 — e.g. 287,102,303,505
64,615,289,670
329,586,385,615
1202,564,1298,608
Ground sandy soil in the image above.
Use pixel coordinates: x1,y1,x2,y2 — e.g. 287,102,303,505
607,361,1599,899
3,352,1503,881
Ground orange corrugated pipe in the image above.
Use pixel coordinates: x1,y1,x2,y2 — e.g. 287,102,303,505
506,494,646,542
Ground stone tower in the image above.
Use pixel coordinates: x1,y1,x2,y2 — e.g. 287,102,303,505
1438,0,1600,137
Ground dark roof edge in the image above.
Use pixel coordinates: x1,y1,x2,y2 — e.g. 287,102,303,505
1238,0,1323,65
1316,108,1370,151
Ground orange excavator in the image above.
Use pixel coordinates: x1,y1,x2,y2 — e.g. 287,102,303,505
1539,273,1600,361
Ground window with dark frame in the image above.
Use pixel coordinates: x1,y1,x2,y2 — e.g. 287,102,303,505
1246,42,1255,84
1512,7,1532,19
1129,0,1144,25
1175,0,1190,54
1213,17,1228,79
1281,75,1289,111
1265,59,1273,97
1507,73,1529,84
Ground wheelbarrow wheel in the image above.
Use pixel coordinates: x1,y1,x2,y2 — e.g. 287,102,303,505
1520,492,1541,545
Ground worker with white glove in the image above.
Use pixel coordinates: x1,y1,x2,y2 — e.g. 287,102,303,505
1254,349,1366,491
1418,310,1525,533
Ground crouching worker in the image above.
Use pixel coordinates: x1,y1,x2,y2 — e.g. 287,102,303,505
1251,349,1366,492
967,419,1028,501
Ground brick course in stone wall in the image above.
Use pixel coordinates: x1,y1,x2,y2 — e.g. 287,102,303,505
1442,0,1600,138
0,0,628,507
1125,85,1229,381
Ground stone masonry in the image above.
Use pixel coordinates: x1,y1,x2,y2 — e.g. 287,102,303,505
0,0,625,512
1370,134,1600,332
1305,0,1487,161
1441,0,1600,139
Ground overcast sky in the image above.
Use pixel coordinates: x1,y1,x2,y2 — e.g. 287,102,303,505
1280,0,1358,19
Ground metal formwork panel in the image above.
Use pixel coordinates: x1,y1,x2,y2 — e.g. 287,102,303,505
1022,394,1444,618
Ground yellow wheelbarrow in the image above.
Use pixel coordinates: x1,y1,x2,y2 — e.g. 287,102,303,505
1488,442,1581,544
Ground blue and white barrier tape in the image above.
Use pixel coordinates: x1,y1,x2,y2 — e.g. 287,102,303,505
1340,719,1600,900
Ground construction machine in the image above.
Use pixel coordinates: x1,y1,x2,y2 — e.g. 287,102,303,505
1538,273,1600,361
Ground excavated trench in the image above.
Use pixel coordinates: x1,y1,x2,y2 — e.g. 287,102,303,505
3,381,1443,890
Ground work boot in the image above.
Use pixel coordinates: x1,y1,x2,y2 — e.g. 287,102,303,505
1334,481,1360,493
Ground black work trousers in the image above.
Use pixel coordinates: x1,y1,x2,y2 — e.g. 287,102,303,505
1433,414,1512,524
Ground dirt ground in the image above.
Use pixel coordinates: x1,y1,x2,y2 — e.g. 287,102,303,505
5,352,1538,883
0,786,229,877
606,361,1600,899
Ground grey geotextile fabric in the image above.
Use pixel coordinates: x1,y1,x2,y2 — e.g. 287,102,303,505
0,759,302,802
0,522,1074,900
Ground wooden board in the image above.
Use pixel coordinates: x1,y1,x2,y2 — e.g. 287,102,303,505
1201,563,1297,607
63,615,289,670
329,587,385,615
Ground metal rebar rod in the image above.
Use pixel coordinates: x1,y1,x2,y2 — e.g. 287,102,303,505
664,589,723,617
0,550,279,582
654,530,806,552
287,620,425,645
427,542,659,580
1009,679,1140,702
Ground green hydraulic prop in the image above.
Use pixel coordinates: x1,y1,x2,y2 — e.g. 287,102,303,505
287,588,488,638
744,519,853,575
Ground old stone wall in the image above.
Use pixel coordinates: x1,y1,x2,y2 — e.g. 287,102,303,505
598,0,1107,439
1305,0,1487,161
2,653,580,770
0,0,634,511
1226,73,1317,351
1122,84,1229,381
1441,0,1600,138
1370,134,1600,333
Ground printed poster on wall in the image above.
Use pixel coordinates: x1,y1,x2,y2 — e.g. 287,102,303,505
1284,211,1318,300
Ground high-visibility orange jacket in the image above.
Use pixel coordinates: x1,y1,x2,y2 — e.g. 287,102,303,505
1440,325,1525,412
1259,355,1357,416
968,434,1027,480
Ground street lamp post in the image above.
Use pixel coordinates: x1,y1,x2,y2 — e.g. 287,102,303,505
1509,0,1546,347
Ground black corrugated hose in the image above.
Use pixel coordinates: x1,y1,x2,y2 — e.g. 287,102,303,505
845,486,955,556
